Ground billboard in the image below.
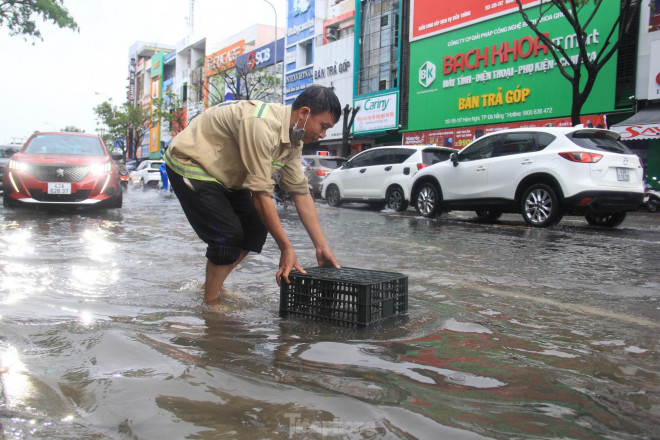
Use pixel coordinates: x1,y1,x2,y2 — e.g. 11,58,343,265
353,92,399,134
408,1,618,132
410,0,538,41
287,0,315,45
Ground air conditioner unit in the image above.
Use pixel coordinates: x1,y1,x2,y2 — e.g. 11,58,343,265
326,28,338,41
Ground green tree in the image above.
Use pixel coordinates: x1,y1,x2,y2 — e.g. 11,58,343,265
515,0,640,125
0,0,78,41
62,125,83,132
94,100,150,160
152,91,188,139
201,57,281,106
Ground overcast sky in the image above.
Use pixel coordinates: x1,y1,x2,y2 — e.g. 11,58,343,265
0,0,287,145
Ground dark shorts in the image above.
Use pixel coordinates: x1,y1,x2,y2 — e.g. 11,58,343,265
167,165,268,266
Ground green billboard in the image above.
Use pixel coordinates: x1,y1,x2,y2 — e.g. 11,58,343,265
408,2,618,132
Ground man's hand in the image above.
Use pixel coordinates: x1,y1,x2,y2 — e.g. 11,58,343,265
316,243,340,269
277,247,306,286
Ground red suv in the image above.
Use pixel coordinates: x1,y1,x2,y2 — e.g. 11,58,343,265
3,132,123,209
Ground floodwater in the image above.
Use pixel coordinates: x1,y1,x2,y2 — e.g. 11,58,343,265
1,189,659,439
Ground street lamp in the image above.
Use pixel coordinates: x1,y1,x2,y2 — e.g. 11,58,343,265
262,0,280,103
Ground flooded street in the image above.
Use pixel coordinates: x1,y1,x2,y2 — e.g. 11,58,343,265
1,189,659,439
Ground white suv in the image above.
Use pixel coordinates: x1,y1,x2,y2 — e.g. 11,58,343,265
321,145,454,211
410,127,644,227
130,160,164,191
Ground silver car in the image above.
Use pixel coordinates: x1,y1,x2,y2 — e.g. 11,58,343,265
302,154,346,199
0,144,20,193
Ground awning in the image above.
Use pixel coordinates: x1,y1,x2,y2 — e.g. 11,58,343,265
610,105,660,140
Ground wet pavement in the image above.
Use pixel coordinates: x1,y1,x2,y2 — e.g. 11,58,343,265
1,188,659,439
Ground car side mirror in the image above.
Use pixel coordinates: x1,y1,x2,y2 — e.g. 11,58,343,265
450,152,459,167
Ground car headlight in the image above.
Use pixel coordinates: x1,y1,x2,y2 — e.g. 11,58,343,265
89,161,112,175
8,159,29,171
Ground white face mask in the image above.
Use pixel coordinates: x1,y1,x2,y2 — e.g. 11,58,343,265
291,112,310,143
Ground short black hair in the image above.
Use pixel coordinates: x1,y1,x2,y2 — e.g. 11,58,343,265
292,85,342,124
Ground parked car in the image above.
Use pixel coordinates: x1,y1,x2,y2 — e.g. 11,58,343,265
321,145,455,211
2,132,123,208
130,160,164,191
301,154,346,198
0,144,20,193
410,127,645,228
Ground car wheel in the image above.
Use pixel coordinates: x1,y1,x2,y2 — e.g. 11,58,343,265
386,186,408,212
645,199,658,213
585,212,627,228
415,182,440,218
520,183,561,227
326,185,342,207
3,193,17,208
114,187,123,208
475,210,502,221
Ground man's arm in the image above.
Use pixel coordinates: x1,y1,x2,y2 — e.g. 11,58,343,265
291,192,340,269
252,191,304,285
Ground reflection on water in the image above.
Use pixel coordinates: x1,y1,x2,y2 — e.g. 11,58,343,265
0,191,658,439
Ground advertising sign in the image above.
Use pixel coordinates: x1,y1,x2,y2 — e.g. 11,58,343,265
648,40,660,100
410,0,538,41
287,0,315,45
236,39,284,71
408,1,618,132
353,92,399,134
205,40,245,76
404,114,606,148
150,52,164,78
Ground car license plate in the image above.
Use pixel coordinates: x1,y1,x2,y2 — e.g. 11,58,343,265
48,182,71,194
616,168,630,182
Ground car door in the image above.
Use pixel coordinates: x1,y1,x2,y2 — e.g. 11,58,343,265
340,149,377,197
439,134,502,200
486,132,538,199
362,148,398,198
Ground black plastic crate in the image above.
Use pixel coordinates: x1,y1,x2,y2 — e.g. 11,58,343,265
280,267,408,326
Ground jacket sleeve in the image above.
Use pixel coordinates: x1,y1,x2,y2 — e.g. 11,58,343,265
278,150,310,195
239,116,279,193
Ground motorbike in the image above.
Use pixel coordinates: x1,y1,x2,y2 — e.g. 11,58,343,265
118,169,130,189
273,182,291,209
643,176,660,213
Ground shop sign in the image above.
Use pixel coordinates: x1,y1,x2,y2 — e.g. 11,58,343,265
408,1,618,132
403,114,606,148
205,41,245,76
287,0,315,45
353,92,398,134
410,0,537,41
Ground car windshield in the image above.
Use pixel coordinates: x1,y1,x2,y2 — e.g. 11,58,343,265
0,146,19,158
567,130,633,154
24,134,106,156
318,158,346,169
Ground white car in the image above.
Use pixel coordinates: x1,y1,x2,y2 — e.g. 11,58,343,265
321,145,454,211
410,127,645,228
130,160,164,191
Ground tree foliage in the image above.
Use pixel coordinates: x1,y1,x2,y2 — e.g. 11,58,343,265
0,0,78,41
62,125,83,132
93,100,150,159
202,57,281,106
515,0,640,125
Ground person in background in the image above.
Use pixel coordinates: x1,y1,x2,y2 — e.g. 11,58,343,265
164,85,341,303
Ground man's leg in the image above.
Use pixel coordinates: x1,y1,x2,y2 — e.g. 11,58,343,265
204,249,249,302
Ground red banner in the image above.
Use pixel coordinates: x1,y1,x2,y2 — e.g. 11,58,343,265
403,115,607,148
411,0,538,41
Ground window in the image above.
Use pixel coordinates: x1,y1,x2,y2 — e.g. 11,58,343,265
459,135,502,162
350,150,376,167
391,148,414,163
358,0,399,95
492,133,536,157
